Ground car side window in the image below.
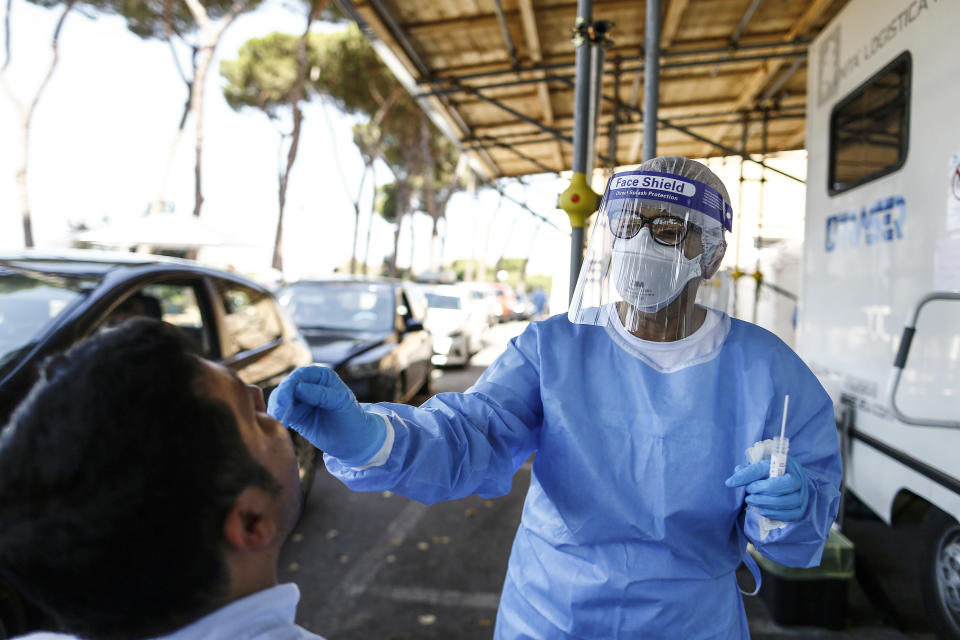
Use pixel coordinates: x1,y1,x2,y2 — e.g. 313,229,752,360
99,281,213,357
402,283,428,322
215,281,283,358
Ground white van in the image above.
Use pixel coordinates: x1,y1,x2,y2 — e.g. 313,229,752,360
800,0,960,636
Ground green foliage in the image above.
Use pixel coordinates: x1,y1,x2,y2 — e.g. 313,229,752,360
447,257,552,293
28,0,263,40
374,182,399,224
526,274,552,294
311,23,415,118
428,134,459,185
447,259,481,281
220,31,324,117
318,1,347,23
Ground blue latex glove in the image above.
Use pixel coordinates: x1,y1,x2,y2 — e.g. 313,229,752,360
724,456,810,522
268,366,386,467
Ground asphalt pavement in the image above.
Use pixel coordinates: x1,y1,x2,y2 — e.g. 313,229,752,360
279,320,938,640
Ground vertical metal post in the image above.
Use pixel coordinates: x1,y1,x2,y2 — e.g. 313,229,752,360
559,0,600,302
752,109,769,324
642,0,661,162
732,113,749,318
569,224,585,301
607,58,622,175
572,0,593,177
586,39,606,177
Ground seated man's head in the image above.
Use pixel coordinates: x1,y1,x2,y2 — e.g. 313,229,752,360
0,319,301,640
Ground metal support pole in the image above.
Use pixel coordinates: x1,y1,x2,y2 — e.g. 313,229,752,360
607,58,622,174
732,113,749,318
558,0,602,302
491,0,519,68
569,226,584,301
642,0,661,161
572,1,593,176
752,109,769,324
586,40,606,176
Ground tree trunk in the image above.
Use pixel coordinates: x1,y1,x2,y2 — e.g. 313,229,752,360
408,210,416,277
437,200,448,267
182,0,254,219
421,116,439,271
2,0,75,247
477,196,504,282
349,164,369,274
149,40,195,216
190,42,214,218
1,0,12,78
390,217,401,278
272,0,325,272
362,164,376,275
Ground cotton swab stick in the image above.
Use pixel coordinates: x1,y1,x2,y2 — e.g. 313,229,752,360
770,395,790,478
779,395,790,441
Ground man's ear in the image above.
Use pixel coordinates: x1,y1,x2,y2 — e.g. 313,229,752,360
223,487,278,552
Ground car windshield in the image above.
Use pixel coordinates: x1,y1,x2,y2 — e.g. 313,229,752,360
0,270,90,378
425,292,462,310
278,282,394,332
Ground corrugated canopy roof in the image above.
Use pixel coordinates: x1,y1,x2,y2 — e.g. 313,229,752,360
337,0,851,179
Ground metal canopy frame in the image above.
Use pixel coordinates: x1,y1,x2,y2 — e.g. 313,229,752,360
335,0,848,294
337,0,847,180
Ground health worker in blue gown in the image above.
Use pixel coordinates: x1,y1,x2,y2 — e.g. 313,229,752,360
268,156,843,639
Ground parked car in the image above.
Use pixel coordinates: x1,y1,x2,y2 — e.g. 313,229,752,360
0,249,317,638
422,284,486,367
275,278,433,403
490,282,520,322
463,281,502,327
512,294,534,321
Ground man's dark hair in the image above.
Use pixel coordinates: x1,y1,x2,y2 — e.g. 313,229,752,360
0,319,278,640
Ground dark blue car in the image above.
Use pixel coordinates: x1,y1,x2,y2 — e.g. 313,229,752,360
275,278,434,403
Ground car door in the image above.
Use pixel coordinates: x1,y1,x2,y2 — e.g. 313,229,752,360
207,278,306,391
397,283,432,396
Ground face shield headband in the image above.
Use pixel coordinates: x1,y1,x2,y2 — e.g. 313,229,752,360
604,170,733,233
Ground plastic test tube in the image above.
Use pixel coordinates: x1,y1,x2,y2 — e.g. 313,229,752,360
769,395,790,478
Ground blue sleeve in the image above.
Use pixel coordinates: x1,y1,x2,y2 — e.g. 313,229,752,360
324,324,544,505
744,347,843,568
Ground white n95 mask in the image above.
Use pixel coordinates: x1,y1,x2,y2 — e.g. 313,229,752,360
610,227,702,312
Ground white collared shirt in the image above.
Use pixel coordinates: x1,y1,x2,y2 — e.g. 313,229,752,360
16,584,325,640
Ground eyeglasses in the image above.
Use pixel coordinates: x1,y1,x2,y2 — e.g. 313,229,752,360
610,211,691,246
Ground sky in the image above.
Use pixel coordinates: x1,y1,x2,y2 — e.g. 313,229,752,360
0,0,573,287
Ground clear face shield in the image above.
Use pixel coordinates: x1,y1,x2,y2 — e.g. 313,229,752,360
568,168,732,337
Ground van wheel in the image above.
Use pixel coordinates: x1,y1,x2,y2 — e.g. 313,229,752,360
920,508,960,639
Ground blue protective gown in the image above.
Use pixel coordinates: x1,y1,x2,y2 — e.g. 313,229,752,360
326,312,842,639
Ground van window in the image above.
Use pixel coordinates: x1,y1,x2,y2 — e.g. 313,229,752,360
828,51,910,194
